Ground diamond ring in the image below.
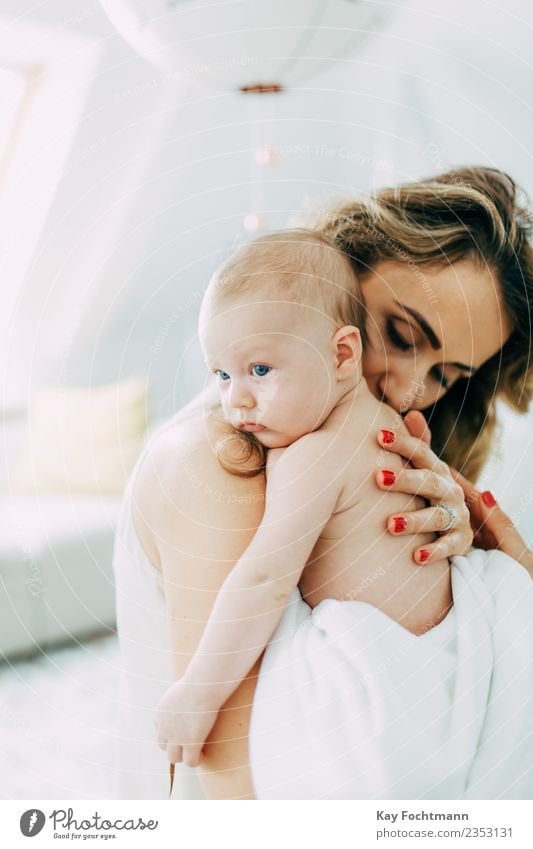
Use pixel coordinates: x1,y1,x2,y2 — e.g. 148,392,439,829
435,503,458,533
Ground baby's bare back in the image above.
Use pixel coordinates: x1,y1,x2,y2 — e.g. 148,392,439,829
298,397,452,635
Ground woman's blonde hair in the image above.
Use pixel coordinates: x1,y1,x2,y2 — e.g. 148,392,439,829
316,167,533,481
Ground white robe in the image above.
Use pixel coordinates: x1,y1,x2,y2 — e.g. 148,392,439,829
249,549,533,799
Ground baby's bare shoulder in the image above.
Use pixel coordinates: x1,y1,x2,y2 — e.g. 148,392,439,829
268,431,348,491
284,429,339,460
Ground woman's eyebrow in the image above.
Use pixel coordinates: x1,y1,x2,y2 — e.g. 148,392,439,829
398,302,477,375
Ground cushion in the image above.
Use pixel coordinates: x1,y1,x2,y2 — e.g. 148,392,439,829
13,376,149,494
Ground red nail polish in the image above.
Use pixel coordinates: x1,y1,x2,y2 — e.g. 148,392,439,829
418,549,431,563
380,429,395,445
381,470,396,486
481,490,497,508
393,516,407,533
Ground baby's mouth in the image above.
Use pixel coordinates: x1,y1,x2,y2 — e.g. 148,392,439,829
238,421,266,433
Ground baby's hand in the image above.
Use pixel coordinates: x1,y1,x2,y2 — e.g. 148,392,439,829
155,679,219,767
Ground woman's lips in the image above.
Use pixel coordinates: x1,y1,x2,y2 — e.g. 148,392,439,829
239,422,266,432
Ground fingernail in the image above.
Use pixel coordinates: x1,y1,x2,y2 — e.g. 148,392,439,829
481,490,497,508
381,470,396,486
380,429,395,445
393,516,407,533
418,549,431,563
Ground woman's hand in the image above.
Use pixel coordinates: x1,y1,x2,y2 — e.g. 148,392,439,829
376,410,473,565
450,469,533,577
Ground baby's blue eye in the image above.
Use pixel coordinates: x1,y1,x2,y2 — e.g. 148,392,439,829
216,370,230,381
252,364,271,377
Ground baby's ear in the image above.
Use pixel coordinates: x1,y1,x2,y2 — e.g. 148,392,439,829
333,325,362,377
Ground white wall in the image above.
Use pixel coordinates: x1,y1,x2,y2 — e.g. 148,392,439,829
6,2,414,417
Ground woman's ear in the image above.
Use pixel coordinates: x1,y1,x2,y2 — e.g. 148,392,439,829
332,325,362,379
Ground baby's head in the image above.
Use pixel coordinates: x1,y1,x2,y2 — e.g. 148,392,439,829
199,229,365,450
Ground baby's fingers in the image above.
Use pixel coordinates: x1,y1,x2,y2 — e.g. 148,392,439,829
182,745,203,768
167,744,183,765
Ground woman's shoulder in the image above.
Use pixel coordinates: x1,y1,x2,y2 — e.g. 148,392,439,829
134,408,225,497
133,407,265,527
131,407,266,570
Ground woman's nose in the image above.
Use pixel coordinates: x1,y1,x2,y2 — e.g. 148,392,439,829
227,380,255,410
379,369,429,413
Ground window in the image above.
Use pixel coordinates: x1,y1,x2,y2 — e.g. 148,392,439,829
0,13,102,412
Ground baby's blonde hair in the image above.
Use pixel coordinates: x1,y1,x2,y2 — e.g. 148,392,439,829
208,228,364,477
210,228,365,339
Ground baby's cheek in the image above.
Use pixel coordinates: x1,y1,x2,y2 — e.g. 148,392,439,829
255,381,280,413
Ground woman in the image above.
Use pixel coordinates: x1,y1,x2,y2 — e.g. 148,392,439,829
113,166,533,800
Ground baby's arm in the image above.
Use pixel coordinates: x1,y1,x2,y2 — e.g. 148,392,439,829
155,432,343,766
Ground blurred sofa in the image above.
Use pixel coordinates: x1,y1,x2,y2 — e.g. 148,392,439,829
0,377,150,660
0,486,121,659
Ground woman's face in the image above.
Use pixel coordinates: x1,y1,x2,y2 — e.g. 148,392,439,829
360,258,512,413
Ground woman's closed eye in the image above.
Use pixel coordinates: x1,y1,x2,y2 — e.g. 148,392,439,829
386,318,413,352
431,367,450,390
387,319,451,391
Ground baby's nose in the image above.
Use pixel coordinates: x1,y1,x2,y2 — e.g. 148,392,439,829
228,381,255,409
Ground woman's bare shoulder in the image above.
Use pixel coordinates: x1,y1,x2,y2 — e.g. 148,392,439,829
133,409,265,539
135,410,224,502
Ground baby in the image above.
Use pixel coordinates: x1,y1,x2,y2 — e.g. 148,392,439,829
156,229,452,767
